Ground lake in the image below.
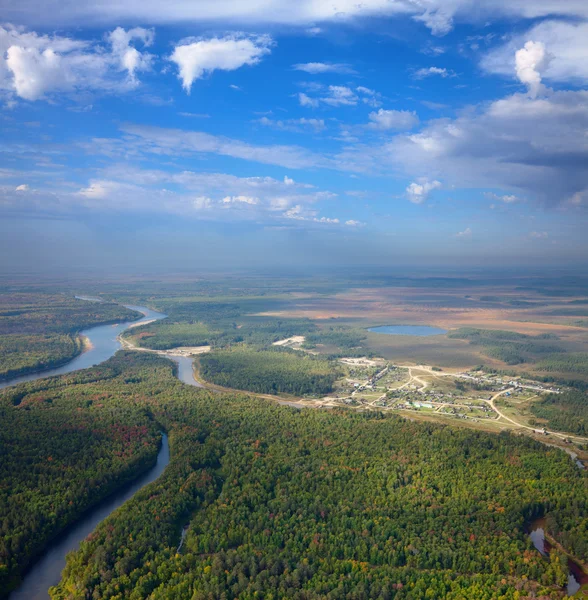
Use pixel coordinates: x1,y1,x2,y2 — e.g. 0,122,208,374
368,325,448,336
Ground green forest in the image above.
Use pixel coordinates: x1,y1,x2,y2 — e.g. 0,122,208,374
1,353,587,599
530,391,588,436
198,347,341,395
448,328,564,365
0,294,140,380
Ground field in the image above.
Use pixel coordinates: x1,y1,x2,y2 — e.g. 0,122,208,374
1,274,588,598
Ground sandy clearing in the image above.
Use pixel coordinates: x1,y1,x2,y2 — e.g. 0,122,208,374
273,335,306,346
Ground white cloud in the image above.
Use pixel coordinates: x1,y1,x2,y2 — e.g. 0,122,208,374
107,27,154,83
413,9,453,36
284,204,339,224
345,219,364,226
298,92,319,108
406,179,441,204
15,184,29,191
388,89,588,206
222,195,259,205
485,192,519,204
3,167,349,227
170,34,272,93
258,116,326,132
530,230,548,239
482,21,588,86
367,109,419,131
293,62,356,75
515,41,551,98
0,24,153,101
299,85,380,109
111,123,329,170
5,1,588,38
455,227,472,238
322,85,357,106
413,66,455,79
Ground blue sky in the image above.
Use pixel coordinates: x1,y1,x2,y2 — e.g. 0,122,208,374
1,1,587,272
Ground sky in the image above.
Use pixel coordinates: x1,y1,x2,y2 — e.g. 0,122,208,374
1,0,587,273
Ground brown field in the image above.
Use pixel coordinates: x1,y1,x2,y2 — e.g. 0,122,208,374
257,284,588,372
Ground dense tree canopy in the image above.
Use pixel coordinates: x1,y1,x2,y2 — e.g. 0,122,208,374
198,347,341,396
1,353,586,599
0,294,140,380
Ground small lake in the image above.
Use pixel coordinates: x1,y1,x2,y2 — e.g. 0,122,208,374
368,325,447,336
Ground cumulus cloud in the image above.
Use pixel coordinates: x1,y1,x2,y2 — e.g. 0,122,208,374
222,195,259,205
413,9,453,36
0,24,153,101
107,27,154,83
170,34,272,93
388,89,588,206
515,41,551,98
293,62,356,75
482,20,588,86
15,184,29,191
406,179,441,204
367,109,419,131
322,85,357,107
413,66,455,79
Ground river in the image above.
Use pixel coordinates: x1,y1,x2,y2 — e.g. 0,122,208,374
0,304,167,390
529,519,587,596
3,301,203,598
9,434,170,600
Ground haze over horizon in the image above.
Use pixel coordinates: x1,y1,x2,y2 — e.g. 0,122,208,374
1,0,587,272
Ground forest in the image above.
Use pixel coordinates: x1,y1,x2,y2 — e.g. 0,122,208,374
530,391,588,436
198,346,341,395
448,328,565,365
0,352,587,599
0,294,140,380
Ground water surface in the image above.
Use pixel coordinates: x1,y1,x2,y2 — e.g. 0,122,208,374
368,325,447,336
9,435,170,599
170,355,205,388
528,520,585,596
0,304,167,390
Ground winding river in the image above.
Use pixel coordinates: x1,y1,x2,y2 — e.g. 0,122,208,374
0,304,168,391
2,301,201,598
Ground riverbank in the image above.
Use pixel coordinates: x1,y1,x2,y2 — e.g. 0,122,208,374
8,435,170,600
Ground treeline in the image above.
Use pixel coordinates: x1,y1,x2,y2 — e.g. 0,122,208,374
124,293,375,355
198,347,340,396
128,321,214,350
1,353,587,599
0,294,140,380
536,353,588,377
530,391,588,436
448,327,564,365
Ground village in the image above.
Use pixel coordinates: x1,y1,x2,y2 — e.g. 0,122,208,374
309,358,566,433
